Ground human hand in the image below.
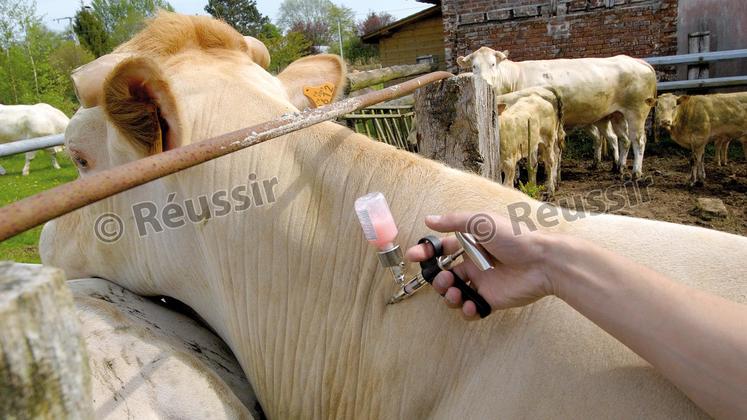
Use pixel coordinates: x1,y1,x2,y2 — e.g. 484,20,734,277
405,212,554,320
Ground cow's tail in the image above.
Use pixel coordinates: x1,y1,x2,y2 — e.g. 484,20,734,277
546,86,565,150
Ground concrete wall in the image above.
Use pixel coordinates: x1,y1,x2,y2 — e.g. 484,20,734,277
677,0,747,79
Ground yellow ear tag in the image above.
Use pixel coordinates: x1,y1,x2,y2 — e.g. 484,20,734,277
303,82,335,107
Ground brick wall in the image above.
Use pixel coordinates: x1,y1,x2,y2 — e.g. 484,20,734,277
442,0,678,75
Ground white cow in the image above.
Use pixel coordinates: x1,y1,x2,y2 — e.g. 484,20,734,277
40,13,746,418
0,103,69,176
457,47,656,178
495,87,564,195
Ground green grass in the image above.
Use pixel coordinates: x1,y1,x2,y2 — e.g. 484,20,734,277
0,152,78,263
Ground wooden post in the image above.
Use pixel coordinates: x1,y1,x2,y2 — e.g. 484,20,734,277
0,262,92,419
688,31,710,80
413,73,501,182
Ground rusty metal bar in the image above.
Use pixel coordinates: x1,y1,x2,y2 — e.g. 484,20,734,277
0,71,452,242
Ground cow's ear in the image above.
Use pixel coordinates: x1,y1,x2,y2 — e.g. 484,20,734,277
456,55,470,69
103,56,181,155
645,97,657,106
244,36,270,69
676,95,690,105
277,54,346,109
495,50,509,60
496,103,508,115
72,53,132,108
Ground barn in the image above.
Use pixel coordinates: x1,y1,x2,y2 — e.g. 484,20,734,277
361,1,446,70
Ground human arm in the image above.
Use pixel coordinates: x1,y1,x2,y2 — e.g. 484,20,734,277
406,212,747,418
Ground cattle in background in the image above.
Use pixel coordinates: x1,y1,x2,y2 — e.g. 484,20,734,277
495,87,564,196
0,103,69,176
457,47,656,178
655,92,747,185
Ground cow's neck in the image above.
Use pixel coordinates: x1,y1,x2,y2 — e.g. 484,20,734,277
174,123,550,417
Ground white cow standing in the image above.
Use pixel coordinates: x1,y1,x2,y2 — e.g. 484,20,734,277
0,103,69,176
457,47,657,178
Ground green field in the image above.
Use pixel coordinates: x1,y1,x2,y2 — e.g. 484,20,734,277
0,151,78,263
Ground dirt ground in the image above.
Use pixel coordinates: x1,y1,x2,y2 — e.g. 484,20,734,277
547,141,747,237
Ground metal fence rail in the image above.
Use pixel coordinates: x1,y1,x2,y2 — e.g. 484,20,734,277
0,134,65,157
644,48,747,91
658,76,747,91
644,49,747,66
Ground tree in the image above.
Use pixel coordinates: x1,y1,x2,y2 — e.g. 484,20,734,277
204,0,268,37
277,0,352,47
75,0,173,54
258,22,311,73
73,7,109,57
357,11,394,36
0,0,86,115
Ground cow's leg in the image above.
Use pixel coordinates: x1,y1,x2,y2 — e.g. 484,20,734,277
502,162,516,189
609,114,627,174
588,125,602,169
625,113,647,180
541,143,557,197
697,145,707,184
48,147,61,170
22,151,36,176
689,144,705,186
741,137,747,161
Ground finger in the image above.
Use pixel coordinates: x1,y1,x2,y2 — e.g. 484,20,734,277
443,287,462,308
425,212,474,233
404,236,461,262
432,270,454,295
462,301,479,320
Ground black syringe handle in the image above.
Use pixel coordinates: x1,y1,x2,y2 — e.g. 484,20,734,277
418,235,492,318
447,269,492,318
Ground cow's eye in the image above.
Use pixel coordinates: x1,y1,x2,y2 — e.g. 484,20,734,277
491,63,496,67
74,155,88,169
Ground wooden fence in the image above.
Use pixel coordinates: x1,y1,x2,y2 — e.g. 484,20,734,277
342,105,416,152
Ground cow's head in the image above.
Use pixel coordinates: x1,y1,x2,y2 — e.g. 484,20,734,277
66,11,346,176
456,47,510,86
654,93,679,131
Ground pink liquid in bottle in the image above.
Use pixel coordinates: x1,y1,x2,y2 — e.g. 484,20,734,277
354,192,398,251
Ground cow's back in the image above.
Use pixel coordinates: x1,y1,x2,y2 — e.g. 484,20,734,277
515,55,656,126
0,103,69,143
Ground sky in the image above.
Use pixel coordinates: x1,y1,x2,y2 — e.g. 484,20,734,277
36,0,432,32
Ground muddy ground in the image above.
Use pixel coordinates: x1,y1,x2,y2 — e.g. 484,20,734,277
545,139,747,237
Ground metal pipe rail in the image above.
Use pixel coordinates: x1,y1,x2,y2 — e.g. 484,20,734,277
644,49,747,66
658,75,747,91
0,71,453,242
0,134,65,157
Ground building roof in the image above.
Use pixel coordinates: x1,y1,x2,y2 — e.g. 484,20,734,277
361,5,442,43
